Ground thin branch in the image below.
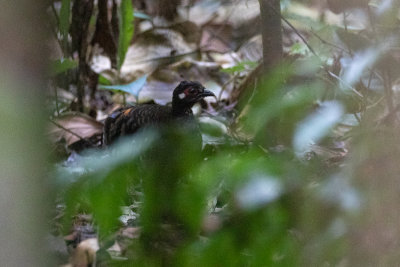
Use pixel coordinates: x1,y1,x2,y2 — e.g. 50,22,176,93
201,0,238,51
49,118,97,146
53,85,60,116
49,3,67,57
49,24,65,57
134,48,202,64
51,3,60,28
218,73,239,101
366,95,384,110
380,103,400,125
383,70,397,123
353,112,361,124
310,30,351,54
366,68,374,89
327,71,364,98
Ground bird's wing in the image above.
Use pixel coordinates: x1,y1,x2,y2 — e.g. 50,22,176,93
103,105,172,145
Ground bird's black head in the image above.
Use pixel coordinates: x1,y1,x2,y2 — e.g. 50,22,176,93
172,81,215,111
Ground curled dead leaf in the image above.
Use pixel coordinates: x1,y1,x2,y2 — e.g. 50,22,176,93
48,113,103,146
71,238,99,267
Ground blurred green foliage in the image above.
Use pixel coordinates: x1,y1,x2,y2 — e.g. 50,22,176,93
56,57,348,265
53,0,400,266
49,58,78,76
221,61,258,74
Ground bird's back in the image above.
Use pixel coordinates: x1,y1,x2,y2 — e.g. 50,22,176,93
103,80,214,146
103,104,192,145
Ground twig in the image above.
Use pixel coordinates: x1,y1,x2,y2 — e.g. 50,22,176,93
367,5,377,37
201,0,238,51
54,85,60,116
50,3,68,57
327,71,364,98
366,68,374,89
343,12,348,32
134,48,201,64
264,0,354,86
218,73,239,101
50,3,60,29
310,30,351,54
383,70,397,123
380,103,400,125
48,13,65,57
353,113,361,124
366,95,384,110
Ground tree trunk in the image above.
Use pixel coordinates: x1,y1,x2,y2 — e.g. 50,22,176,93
71,0,95,112
258,0,283,72
91,0,118,68
258,0,283,147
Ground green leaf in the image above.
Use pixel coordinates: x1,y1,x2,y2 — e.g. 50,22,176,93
221,61,257,74
59,0,70,36
98,74,112,85
98,75,147,99
118,0,135,70
289,42,309,56
49,58,78,76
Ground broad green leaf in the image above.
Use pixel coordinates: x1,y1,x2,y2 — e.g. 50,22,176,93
98,74,112,85
118,0,135,70
59,0,70,36
49,58,78,76
98,75,147,99
221,61,257,74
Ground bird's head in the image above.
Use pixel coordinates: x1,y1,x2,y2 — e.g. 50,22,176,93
172,81,215,110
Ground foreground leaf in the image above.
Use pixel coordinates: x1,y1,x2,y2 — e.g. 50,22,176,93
293,101,344,155
50,58,78,76
118,0,135,70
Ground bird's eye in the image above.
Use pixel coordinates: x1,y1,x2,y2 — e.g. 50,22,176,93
189,88,196,94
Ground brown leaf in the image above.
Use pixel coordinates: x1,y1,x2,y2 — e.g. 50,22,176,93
120,227,141,239
48,113,103,146
200,25,232,54
71,238,99,267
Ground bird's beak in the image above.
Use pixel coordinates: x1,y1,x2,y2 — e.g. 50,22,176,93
200,89,215,98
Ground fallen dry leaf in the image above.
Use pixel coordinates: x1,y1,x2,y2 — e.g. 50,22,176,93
48,113,103,146
71,238,99,267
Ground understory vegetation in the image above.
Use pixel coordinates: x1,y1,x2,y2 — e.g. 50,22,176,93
38,0,400,265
